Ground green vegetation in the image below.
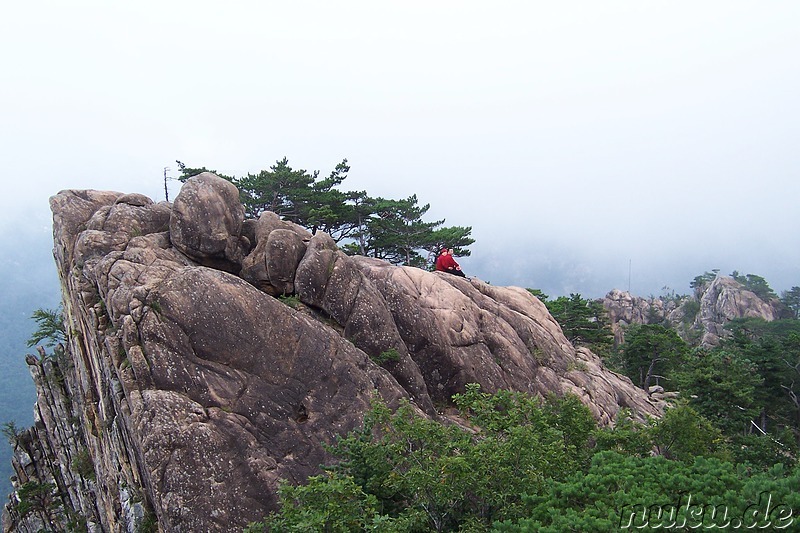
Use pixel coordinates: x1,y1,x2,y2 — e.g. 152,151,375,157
616,324,689,391
1,421,21,448
176,158,474,269
277,294,302,309
731,271,778,301
723,318,800,442
138,510,159,533
597,315,800,470
251,271,800,531
14,479,89,531
148,299,162,316
689,271,718,292
681,298,700,324
532,292,613,355
536,272,800,466
691,270,780,303
370,348,401,365
0,263,60,500
71,448,96,481
249,386,598,532
495,453,799,531
27,307,65,351
676,348,762,435
780,286,800,319
6,205,799,533
248,387,799,532
15,481,60,521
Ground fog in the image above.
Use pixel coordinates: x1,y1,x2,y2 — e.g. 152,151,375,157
2,1,798,300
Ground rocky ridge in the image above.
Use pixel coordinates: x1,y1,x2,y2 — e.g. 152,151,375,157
602,276,784,347
4,174,661,532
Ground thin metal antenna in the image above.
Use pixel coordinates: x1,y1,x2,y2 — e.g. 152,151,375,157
628,259,631,293
164,167,171,202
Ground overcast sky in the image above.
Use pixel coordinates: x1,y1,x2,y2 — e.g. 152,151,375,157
2,1,798,299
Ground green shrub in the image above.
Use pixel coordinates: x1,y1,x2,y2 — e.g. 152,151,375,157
277,295,301,309
370,348,400,365
71,448,96,481
252,385,596,531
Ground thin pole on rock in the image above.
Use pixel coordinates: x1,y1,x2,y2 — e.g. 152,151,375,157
164,167,171,202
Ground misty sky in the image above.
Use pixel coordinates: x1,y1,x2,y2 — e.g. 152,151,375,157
2,1,799,299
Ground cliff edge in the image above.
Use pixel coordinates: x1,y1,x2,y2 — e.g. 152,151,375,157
4,174,661,532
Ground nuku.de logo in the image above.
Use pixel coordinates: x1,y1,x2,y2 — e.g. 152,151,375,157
619,491,794,529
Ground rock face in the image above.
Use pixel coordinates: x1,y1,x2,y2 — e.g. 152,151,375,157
169,172,249,273
694,275,780,345
4,175,661,532
603,276,783,347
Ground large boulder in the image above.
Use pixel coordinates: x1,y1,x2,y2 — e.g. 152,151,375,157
50,189,124,271
295,233,435,415
240,211,311,295
350,258,658,423
126,266,408,530
169,172,248,273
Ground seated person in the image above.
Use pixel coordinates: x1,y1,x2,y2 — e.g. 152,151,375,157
435,248,466,277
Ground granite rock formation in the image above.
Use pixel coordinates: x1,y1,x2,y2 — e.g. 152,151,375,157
603,275,783,347
4,174,661,532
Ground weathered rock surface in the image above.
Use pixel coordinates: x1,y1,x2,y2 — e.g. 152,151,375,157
4,174,662,532
695,276,780,345
169,172,249,273
240,211,311,296
602,289,678,345
603,276,783,347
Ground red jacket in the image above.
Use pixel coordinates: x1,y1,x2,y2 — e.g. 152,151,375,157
435,253,459,272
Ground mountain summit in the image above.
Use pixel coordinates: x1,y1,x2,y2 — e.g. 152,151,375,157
4,174,660,532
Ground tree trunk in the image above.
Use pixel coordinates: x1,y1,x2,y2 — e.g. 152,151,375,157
643,357,660,392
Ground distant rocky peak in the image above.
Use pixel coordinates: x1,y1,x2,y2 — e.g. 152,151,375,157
603,274,782,347
695,275,779,345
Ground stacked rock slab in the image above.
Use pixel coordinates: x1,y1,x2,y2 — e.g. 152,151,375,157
4,173,661,532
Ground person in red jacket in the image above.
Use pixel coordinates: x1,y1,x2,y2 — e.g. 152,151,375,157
435,248,466,277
